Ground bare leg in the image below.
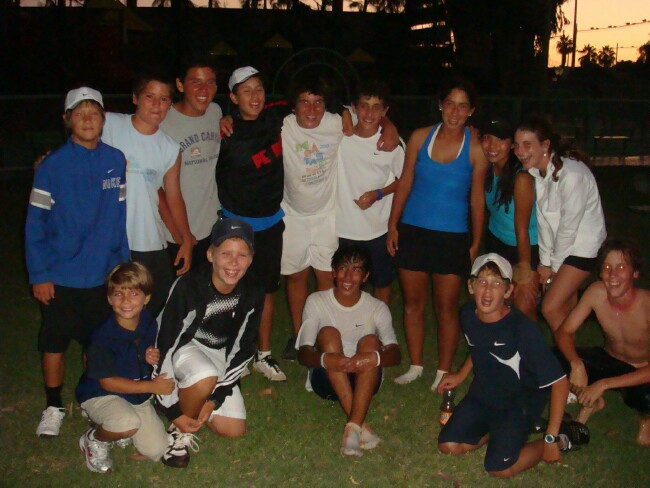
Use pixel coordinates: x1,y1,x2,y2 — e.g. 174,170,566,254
432,273,462,372
348,335,381,427
317,327,353,414
258,293,275,351
490,440,545,479
637,415,650,447
178,376,218,419
94,427,138,442
286,269,310,336
206,415,246,439
513,272,540,322
439,434,488,455
314,269,334,292
576,397,606,424
398,269,429,367
42,352,65,388
541,265,590,331
373,286,391,306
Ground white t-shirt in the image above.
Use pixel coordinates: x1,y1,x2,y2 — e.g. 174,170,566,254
160,103,222,241
281,112,343,216
103,113,179,252
297,289,397,358
336,131,404,240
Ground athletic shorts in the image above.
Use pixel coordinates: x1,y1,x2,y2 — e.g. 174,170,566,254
172,340,246,420
438,395,532,473
281,212,337,275
339,234,396,288
131,249,175,318
485,230,540,270
309,367,383,402
38,285,110,353
562,255,597,272
81,395,168,461
250,220,284,293
166,235,212,273
555,347,650,414
394,223,470,276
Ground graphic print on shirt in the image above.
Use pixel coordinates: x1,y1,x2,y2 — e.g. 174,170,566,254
489,350,522,379
179,130,220,166
193,292,241,348
293,140,333,186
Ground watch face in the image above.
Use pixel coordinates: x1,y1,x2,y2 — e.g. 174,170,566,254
544,434,556,444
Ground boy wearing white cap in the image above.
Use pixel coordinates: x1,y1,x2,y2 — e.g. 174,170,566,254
436,253,577,478
26,87,130,438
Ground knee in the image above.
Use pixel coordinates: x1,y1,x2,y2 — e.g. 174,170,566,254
438,442,462,455
110,410,142,434
357,335,381,352
208,418,246,439
317,326,343,352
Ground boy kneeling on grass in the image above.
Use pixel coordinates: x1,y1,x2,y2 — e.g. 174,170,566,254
296,244,401,457
437,253,582,478
76,262,175,474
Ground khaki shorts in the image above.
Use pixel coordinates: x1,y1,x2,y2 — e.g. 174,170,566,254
172,340,247,420
81,396,168,461
281,212,337,275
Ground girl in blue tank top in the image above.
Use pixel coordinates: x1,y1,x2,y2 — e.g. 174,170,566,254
387,78,489,390
479,117,540,321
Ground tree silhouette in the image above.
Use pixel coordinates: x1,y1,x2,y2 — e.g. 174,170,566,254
597,45,615,68
555,34,573,67
578,44,598,66
637,41,650,64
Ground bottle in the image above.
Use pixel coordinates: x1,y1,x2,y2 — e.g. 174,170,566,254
439,389,456,426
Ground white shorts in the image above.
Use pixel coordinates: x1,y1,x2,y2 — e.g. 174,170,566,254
81,396,168,461
172,340,247,420
281,211,338,275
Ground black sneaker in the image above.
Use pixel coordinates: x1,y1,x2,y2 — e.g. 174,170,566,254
560,418,590,452
281,336,297,361
162,425,199,468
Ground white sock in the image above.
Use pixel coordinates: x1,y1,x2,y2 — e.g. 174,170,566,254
430,369,448,391
567,392,578,404
257,350,271,360
394,365,424,385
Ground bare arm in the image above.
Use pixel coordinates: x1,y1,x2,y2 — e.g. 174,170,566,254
468,137,488,262
99,373,175,396
437,355,473,393
543,377,569,464
346,343,401,373
298,345,350,372
512,171,535,268
377,116,399,152
158,188,182,244
163,153,196,275
355,178,400,210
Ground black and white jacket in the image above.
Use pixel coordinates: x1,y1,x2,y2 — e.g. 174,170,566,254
154,264,264,422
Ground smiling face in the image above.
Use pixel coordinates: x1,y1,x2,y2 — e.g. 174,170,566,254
230,76,265,121
65,100,104,149
600,250,639,300
207,237,254,294
480,134,512,169
294,91,326,129
177,66,218,117
514,129,550,173
332,257,369,306
439,88,474,129
108,286,151,329
354,95,388,137
132,80,173,130
468,269,513,322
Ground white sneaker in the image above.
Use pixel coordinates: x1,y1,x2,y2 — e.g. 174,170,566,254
360,424,381,450
253,355,287,381
240,366,251,378
162,425,199,469
36,406,65,438
341,423,363,457
79,428,113,474
113,437,132,449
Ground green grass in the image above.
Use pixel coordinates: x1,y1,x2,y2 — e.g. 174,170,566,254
1,167,649,487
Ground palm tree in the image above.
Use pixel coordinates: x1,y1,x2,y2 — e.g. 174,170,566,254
597,45,616,68
578,44,598,67
555,34,573,67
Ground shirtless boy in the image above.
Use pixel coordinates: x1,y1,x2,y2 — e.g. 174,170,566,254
555,238,650,446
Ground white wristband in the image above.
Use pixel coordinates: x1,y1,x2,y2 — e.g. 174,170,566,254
320,352,328,369
374,350,381,367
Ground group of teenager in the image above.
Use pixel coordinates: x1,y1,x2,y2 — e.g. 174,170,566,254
25,55,649,478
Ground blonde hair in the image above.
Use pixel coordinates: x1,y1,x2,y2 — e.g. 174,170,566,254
106,262,153,296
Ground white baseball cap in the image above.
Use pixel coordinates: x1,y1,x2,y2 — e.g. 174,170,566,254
64,87,104,111
470,253,513,280
228,66,259,92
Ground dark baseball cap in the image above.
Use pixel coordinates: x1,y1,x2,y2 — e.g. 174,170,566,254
210,218,254,250
479,116,514,141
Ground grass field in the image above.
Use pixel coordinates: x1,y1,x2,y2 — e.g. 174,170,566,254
1,167,649,487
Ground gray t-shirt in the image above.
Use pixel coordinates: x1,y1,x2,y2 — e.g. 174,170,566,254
160,103,222,241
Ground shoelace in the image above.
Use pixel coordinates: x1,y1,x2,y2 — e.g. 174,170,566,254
262,356,282,371
174,431,200,453
41,408,63,424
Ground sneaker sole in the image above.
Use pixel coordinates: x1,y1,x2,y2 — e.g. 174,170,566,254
252,366,287,381
79,437,111,474
38,432,59,439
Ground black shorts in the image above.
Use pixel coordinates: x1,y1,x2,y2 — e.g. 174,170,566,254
131,249,176,318
394,223,470,276
339,234,395,288
485,230,540,270
562,255,597,272
38,285,111,353
309,367,383,402
438,394,543,472
251,220,285,293
555,347,650,414
166,235,212,273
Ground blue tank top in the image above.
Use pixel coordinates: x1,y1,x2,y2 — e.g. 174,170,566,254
485,172,538,247
402,124,473,232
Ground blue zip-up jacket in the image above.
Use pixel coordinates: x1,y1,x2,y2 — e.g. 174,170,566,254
26,138,129,287
76,309,157,405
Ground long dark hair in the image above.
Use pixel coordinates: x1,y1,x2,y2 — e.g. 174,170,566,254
517,115,590,182
484,150,523,212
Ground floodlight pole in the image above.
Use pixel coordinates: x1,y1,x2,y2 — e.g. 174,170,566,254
571,0,578,67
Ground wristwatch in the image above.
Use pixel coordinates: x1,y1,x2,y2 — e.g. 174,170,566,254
544,433,560,444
